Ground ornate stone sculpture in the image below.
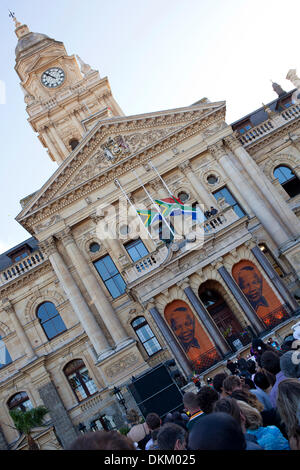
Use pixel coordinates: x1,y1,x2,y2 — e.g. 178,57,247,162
286,69,300,103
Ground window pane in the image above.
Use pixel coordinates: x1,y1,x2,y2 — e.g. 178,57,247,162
136,325,154,343
126,239,149,262
143,338,161,356
0,337,12,368
132,317,145,328
274,166,294,184
94,255,126,298
51,316,67,336
213,187,245,218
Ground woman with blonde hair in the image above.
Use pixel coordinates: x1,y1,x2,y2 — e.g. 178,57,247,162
277,379,300,450
236,400,289,450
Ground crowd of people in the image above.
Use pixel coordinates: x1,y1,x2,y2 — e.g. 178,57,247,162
68,332,300,451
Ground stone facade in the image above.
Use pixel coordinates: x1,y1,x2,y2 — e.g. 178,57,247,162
0,18,299,449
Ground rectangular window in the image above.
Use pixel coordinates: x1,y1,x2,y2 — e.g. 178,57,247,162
213,186,246,218
125,239,149,262
93,255,126,298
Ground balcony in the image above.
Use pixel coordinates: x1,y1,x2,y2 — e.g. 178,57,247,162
237,102,300,147
0,250,46,287
123,206,240,284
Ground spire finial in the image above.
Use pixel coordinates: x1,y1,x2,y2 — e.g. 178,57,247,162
8,10,21,28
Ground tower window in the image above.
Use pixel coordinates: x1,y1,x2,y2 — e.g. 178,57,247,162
69,139,79,150
273,165,300,198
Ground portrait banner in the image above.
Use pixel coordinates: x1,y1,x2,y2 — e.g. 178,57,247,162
232,260,289,329
164,300,220,373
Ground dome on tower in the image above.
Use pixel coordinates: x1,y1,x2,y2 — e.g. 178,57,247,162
15,31,50,57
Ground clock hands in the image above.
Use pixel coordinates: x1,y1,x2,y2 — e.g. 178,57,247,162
44,71,57,80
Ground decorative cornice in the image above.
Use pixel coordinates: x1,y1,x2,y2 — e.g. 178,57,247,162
1,298,14,315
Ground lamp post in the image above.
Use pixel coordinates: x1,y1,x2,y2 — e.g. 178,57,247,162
113,386,128,412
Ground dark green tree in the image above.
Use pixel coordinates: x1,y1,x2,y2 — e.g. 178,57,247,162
9,406,49,450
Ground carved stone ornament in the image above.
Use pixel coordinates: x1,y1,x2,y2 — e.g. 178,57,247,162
103,353,139,378
39,237,58,257
56,227,74,246
223,133,242,152
35,214,62,233
208,142,227,160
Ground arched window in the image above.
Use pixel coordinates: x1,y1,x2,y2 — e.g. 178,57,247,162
131,317,161,356
7,392,33,412
69,139,79,150
37,302,67,340
0,335,12,369
64,359,97,402
273,165,300,198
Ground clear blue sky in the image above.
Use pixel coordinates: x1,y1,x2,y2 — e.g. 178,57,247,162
0,0,299,253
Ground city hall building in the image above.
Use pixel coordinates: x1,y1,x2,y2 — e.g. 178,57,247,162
0,18,300,449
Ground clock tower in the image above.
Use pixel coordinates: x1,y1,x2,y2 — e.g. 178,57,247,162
13,17,124,165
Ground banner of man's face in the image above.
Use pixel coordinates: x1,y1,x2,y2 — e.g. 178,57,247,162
164,300,219,373
232,260,287,327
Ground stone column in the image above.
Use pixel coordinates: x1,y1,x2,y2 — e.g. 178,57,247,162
224,134,300,239
0,426,8,450
209,142,291,248
41,237,111,359
57,228,130,348
42,128,63,165
2,299,36,360
179,160,216,208
69,112,84,138
251,245,299,313
38,381,78,449
48,123,69,159
94,213,128,264
148,302,192,376
217,265,265,334
183,285,231,356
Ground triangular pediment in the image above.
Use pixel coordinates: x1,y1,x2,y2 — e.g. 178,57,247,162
26,51,66,75
16,100,226,228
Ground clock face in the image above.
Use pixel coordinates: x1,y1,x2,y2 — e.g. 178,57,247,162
41,67,65,88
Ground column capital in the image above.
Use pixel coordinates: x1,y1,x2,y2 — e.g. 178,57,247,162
39,236,58,257
208,142,227,160
149,178,163,192
245,239,257,250
177,278,191,290
211,256,224,270
223,133,242,152
56,227,74,247
1,298,14,314
146,298,156,310
178,160,192,175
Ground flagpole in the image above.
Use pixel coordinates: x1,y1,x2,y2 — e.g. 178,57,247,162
148,160,174,198
114,178,154,240
132,170,175,236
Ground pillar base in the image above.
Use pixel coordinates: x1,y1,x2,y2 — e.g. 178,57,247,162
97,347,115,362
115,337,135,351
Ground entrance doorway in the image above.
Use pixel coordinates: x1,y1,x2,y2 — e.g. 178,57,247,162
199,287,251,350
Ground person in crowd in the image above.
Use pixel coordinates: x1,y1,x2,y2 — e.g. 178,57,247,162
230,388,264,412
236,400,290,450
163,411,188,430
280,334,296,353
188,412,246,450
250,372,273,410
252,338,282,367
68,430,136,450
212,372,228,397
223,375,243,396
157,423,187,450
247,359,257,381
280,350,300,379
145,412,161,450
213,397,262,449
261,351,288,408
183,392,204,431
237,354,251,379
197,386,219,415
267,337,280,350
126,414,150,450
277,378,300,448
226,359,239,375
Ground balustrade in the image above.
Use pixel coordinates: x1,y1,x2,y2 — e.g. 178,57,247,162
0,250,45,286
